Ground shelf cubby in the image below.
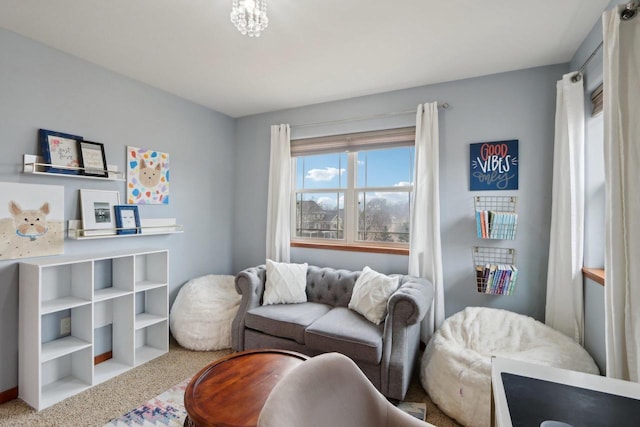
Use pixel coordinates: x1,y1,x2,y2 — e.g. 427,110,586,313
40,262,92,314
135,321,169,366
135,252,168,289
40,347,93,409
135,286,168,329
93,256,134,301
93,295,135,385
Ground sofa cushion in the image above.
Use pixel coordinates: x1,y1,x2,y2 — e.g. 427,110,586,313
246,302,332,344
263,260,309,305
348,266,399,325
305,307,384,364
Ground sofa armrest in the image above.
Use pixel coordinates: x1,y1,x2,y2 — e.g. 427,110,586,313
387,276,434,326
381,275,434,399
231,265,266,351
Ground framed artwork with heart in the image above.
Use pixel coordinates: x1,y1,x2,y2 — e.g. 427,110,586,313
126,146,170,205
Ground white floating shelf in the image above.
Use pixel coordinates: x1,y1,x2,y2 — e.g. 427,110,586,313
67,219,183,240
23,154,124,181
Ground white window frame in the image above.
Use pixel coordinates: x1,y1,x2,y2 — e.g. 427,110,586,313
290,127,415,251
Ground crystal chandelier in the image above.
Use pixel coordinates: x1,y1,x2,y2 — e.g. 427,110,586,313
230,0,269,37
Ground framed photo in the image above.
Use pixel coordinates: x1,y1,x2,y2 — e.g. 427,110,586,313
79,189,120,236
114,205,140,235
39,129,83,175
79,141,108,177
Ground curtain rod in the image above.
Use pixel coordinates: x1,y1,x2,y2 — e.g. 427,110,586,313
291,102,450,130
572,1,638,82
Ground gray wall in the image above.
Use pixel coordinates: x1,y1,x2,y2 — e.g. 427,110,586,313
233,64,567,323
0,29,236,391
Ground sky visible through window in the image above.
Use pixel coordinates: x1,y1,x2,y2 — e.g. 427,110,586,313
296,147,414,209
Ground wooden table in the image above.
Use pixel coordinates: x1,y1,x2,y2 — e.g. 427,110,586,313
184,349,309,427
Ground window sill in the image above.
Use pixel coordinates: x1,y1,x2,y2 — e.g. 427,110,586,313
291,241,409,256
582,267,605,286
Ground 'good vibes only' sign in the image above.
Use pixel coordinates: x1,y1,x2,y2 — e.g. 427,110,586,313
469,140,518,191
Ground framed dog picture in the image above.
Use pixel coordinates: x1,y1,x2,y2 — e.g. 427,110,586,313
79,189,121,236
0,182,64,260
39,128,83,175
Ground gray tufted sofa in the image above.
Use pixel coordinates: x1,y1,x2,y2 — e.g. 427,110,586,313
231,265,434,400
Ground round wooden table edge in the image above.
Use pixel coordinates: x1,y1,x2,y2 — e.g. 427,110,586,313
184,349,309,427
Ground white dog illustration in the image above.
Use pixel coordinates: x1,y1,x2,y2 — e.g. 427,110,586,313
9,201,49,241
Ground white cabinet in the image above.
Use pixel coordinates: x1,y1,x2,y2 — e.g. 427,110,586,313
19,249,169,410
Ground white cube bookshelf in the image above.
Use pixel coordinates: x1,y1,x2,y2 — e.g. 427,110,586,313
19,249,169,410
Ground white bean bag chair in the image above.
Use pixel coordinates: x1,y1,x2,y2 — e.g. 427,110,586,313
420,307,599,427
170,274,241,351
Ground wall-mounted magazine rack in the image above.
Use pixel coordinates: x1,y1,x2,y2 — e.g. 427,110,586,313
474,196,518,240
472,246,518,295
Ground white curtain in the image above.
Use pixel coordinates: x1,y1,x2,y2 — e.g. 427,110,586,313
603,5,640,382
409,102,444,343
266,124,292,262
544,73,585,344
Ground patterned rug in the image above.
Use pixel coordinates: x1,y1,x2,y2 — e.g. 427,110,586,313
104,379,427,426
104,379,190,426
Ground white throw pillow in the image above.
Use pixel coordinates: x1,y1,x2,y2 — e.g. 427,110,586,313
263,260,308,305
348,266,399,325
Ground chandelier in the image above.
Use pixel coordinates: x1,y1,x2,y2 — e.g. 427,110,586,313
230,0,269,37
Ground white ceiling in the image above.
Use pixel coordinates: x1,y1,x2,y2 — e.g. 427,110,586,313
0,0,610,118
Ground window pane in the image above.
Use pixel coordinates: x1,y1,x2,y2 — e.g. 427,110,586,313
296,153,348,190
356,147,414,188
295,192,344,240
357,191,410,243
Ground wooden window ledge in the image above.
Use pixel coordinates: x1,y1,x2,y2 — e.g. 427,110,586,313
582,267,605,286
291,241,409,256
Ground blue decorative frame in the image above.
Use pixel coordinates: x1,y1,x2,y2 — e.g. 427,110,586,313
114,205,140,235
38,128,83,175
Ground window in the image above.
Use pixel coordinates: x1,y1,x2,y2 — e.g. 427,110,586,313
291,127,415,251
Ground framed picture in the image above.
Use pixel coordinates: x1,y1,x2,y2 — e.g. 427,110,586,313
39,129,83,175
79,141,108,177
114,205,140,235
79,189,120,236
127,146,170,204
469,139,519,191
0,182,65,260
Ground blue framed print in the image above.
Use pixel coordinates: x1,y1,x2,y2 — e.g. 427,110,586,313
114,205,140,235
38,129,83,175
469,139,519,191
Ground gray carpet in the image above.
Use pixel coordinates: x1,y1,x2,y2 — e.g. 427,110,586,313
0,339,460,427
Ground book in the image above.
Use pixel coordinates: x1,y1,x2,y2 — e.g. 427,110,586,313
491,212,499,239
480,211,487,238
476,265,485,292
507,265,518,295
485,264,497,294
